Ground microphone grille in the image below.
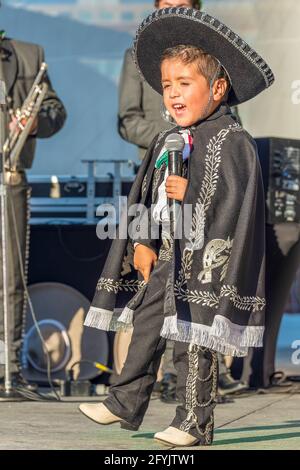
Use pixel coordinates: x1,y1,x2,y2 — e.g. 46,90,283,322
165,133,185,152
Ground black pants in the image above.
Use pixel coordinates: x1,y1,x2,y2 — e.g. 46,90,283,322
0,175,30,375
104,259,218,443
161,340,177,376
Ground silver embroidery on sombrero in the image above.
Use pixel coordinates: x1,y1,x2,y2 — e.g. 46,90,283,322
179,344,218,440
133,9,274,89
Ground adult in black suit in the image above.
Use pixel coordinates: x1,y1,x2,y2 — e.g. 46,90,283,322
0,32,66,387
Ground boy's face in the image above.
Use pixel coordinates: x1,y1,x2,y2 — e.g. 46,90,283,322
161,58,212,127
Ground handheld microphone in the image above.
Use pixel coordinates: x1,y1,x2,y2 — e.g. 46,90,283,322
165,133,185,239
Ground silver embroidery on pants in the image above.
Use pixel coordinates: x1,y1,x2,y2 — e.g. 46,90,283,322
180,344,218,442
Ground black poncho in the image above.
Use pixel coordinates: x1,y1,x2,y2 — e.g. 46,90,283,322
84,104,266,357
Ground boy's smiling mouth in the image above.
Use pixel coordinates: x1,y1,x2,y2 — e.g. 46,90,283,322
172,103,187,116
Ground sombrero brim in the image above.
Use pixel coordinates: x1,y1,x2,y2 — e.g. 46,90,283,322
133,8,274,106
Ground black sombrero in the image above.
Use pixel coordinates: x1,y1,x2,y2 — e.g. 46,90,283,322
133,7,274,106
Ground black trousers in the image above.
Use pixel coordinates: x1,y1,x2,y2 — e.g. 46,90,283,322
104,259,218,443
0,175,30,375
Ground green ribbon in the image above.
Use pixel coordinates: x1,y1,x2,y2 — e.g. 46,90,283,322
155,150,168,169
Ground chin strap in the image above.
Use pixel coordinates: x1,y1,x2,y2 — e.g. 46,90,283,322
199,63,222,121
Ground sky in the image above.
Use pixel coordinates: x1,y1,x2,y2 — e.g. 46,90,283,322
1,0,299,176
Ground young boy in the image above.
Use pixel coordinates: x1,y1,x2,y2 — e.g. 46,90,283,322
80,8,274,447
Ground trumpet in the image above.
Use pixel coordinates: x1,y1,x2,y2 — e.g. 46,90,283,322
3,62,49,171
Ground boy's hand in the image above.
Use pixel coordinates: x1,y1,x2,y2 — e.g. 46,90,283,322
165,175,188,202
133,244,157,282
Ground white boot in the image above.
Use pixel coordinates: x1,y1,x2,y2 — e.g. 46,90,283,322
79,403,122,425
154,426,199,447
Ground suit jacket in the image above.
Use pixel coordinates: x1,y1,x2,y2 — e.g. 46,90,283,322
118,48,172,161
0,38,66,169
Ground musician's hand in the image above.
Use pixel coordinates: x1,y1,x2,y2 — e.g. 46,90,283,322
165,175,188,201
133,244,157,282
9,116,38,136
29,117,38,135
9,116,20,134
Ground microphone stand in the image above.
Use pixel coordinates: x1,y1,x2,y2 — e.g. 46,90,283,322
0,46,23,400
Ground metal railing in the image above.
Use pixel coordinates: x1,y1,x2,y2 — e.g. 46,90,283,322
28,159,135,225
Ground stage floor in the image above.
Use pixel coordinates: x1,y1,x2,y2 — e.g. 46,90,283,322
0,388,300,450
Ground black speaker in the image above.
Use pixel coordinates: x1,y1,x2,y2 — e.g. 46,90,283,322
28,224,112,301
25,224,115,384
255,137,300,224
